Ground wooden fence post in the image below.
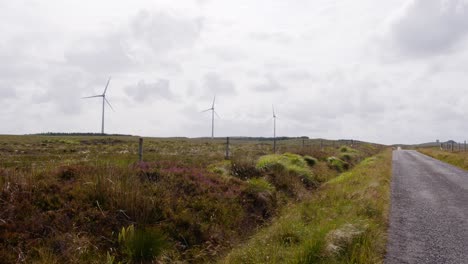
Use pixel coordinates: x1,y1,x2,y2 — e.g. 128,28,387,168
138,138,143,162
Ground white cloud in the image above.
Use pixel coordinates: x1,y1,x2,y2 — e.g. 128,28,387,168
125,79,173,102
3,0,468,144
201,72,236,96
253,75,285,92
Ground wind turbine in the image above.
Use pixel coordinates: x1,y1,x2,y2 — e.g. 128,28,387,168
273,105,277,153
82,77,114,134
201,95,220,139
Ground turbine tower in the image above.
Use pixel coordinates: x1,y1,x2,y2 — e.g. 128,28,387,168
273,105,277,153
202,95,219,139
82,77,114,134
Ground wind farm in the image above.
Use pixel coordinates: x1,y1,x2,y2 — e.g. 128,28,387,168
5,0,465,263
0,51,390,264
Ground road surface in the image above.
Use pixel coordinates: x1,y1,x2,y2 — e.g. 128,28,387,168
386,150,468,264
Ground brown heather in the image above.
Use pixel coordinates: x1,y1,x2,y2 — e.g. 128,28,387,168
0,136,383,263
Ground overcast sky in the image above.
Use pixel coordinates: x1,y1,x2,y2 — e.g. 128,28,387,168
2,0,468,144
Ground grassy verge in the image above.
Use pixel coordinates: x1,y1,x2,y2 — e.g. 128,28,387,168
418,148,468,170
222,149,392,264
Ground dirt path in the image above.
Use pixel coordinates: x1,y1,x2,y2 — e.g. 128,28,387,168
386,150,468,264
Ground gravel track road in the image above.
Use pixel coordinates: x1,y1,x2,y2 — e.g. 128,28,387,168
385,150,468,264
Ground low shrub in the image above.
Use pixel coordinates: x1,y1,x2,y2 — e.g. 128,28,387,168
340,153,354,162
340,146,358,153
207,160,231,177
55,166,80,181
304,156,318,167
256,155,285,171
231,156,260,180
246,178,275,194
282,153,308,167
135,162,161,182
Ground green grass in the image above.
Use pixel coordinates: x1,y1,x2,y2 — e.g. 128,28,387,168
418,147,468,170
303,156,318,167
326,157,349,172
256,153,320,191
222,149,392,264
246,178,276,194
118,225,167,262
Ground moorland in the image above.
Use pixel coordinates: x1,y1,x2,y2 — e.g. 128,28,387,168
0,135,387,263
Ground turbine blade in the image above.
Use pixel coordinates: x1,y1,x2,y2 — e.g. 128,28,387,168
212,95,216,108
105,98,115,112
272,105,276,117
103,77,111,95
82,95,102,99
201,108,212,113
214,111,221,119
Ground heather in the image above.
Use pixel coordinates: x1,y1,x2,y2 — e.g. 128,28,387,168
0,136,382,263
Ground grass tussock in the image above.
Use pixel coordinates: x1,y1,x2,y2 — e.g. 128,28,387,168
327,157,349,172
303,156,318,167
256,153,320,194
222,149,392,264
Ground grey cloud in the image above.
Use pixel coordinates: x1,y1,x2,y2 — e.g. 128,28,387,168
249,32,293,44
0,36,51,82
282,70,315,81
208,46,246,62
35,71,89,115
130,10,203,54
65,33,135,74
0,86,16,101
389,0,468,57
202,72,236,95
195,0,210,6
357,82,387,115
283,74,390,124
125,79,173,102
65,10,203,74
253,75,285,92
264,58,293,71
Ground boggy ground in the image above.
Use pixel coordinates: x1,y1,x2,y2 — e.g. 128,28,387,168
0,135,382,263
